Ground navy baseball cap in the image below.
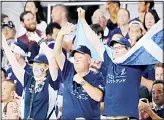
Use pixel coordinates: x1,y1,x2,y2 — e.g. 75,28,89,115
30,54,48,65
70,45,91,57
2,20,15,29
109,37,131,48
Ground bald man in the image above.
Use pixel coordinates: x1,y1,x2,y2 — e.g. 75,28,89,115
51,4,68,27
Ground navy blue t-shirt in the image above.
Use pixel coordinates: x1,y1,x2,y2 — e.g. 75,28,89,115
146,108,164,120
6,63,32,96
108,27,129,42
142,65,155,80
103,51,146,118
24,69,59,119
61,59,105,120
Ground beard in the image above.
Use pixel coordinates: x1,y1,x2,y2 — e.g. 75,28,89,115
25,23,36,32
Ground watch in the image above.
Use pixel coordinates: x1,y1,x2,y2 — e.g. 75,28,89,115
80,80,86,86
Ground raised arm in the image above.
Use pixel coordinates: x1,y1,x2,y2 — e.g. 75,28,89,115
28,32,58,81
77,7,105,61
2,33,25,85
53,23,76,71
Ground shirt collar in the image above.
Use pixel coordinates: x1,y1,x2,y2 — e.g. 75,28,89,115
153,104,164,111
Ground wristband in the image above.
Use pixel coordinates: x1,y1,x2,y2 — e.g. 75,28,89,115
37,38,45,46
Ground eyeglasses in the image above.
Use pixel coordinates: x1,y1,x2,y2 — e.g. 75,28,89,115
112,45,126,50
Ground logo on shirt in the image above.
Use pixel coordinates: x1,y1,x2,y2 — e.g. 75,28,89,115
7,73,12,79
106,67,127,84
70,85,88,100
121,68,126,76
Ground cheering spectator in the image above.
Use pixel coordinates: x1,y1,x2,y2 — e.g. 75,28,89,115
18,11,41,61
137,0,154,23
91,9,110,43
2,32,59,119
18,0,47,36
1,20,17,70
105,1,120,31
143,9,160,32
77,7,148,119
109,8,130,42
6,41,32,97
139,80,164,120
3,101,21,120
54,22,105,119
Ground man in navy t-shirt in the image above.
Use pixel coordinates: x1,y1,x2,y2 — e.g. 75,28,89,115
102,37,147,119
54,27,105,119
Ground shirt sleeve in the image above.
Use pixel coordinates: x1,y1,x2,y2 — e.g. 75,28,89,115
103,50,112,67
24,69,33,87
48,71,60,90
93,72,105,94
62,58,74,80
142,65,155,80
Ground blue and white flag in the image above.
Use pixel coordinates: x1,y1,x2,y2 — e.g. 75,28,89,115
114,19,164,65
74,19,102,61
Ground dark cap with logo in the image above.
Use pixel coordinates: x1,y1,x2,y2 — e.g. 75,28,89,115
2,20,15,29
109,37,131,48
30,54,48,64
70,45,91,57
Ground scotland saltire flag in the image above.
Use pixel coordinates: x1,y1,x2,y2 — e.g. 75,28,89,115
74,19,102,61
114,19,164,65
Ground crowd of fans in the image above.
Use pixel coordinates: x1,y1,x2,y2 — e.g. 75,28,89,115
1,0,164,120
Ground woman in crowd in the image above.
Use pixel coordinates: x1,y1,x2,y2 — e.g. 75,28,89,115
143,9,160,32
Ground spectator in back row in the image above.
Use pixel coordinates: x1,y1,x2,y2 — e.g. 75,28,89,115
19,0,47,36
105,1,120,31
51,4,76,53
143,9,160,32
18,11,41,61
109,8,130,42
137,0,154,23
91,9,110,44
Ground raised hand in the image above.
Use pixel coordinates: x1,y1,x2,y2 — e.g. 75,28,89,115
27,32,41,42
77,7,85,20
58,22,76,36
2,33,7,46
